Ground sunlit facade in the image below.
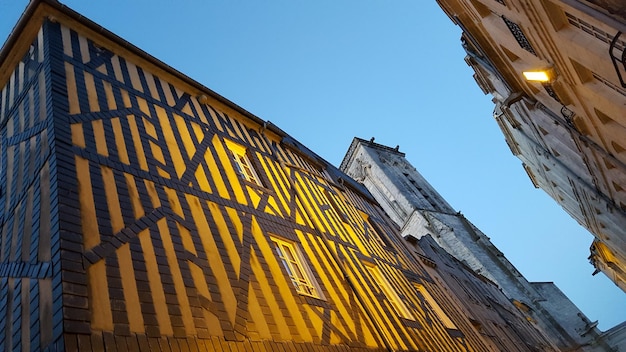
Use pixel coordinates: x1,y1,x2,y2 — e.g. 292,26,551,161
340,137,626,351
0,1,564,351
433,0,626,291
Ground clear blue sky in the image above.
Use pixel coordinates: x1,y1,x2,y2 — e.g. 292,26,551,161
2,0,625,330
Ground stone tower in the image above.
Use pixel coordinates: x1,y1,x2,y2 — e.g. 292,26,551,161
0,1,571,351
340,137,622,351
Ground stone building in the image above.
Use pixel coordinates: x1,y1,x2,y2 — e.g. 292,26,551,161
432,0,626,291
340,137,626,351
0,1,562,351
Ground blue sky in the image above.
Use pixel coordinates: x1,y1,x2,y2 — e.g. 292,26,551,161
1,1,625,330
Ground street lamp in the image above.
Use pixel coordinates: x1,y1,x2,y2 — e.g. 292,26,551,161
522,67,556,83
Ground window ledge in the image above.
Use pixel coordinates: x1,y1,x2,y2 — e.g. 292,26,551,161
242,179,274,194
447,329,465,338
402,318,422,329
301,295,331,309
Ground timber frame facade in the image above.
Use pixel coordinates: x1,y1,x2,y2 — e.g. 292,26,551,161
0,1,560,351
340,137,626,351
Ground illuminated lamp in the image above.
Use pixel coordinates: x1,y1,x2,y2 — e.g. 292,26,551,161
522,67,556,82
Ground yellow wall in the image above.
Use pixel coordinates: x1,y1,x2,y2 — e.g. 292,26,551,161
57,18,486,351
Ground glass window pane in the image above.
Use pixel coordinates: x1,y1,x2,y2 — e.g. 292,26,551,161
270,236,323,299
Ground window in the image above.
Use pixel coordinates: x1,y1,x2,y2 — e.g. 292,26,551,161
359,211,392,248
415,284,456,329
225,140,262,186
365,264,414,320
565,12,626,51
270,236,323,299
593,72,626,97
325,190,349,222
502,17,537,56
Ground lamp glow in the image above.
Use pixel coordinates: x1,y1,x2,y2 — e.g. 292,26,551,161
523,70,552,82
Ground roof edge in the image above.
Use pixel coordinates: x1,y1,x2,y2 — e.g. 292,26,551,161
0,0,291,141
339,137,406,172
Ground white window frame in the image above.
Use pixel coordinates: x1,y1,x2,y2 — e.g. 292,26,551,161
224,140,262,186
325,190,349,222
359,210,392,248
415,283,457,329
365,264,414,320
270,236,324,299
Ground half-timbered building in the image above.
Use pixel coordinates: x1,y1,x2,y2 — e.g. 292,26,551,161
0,1,563,351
